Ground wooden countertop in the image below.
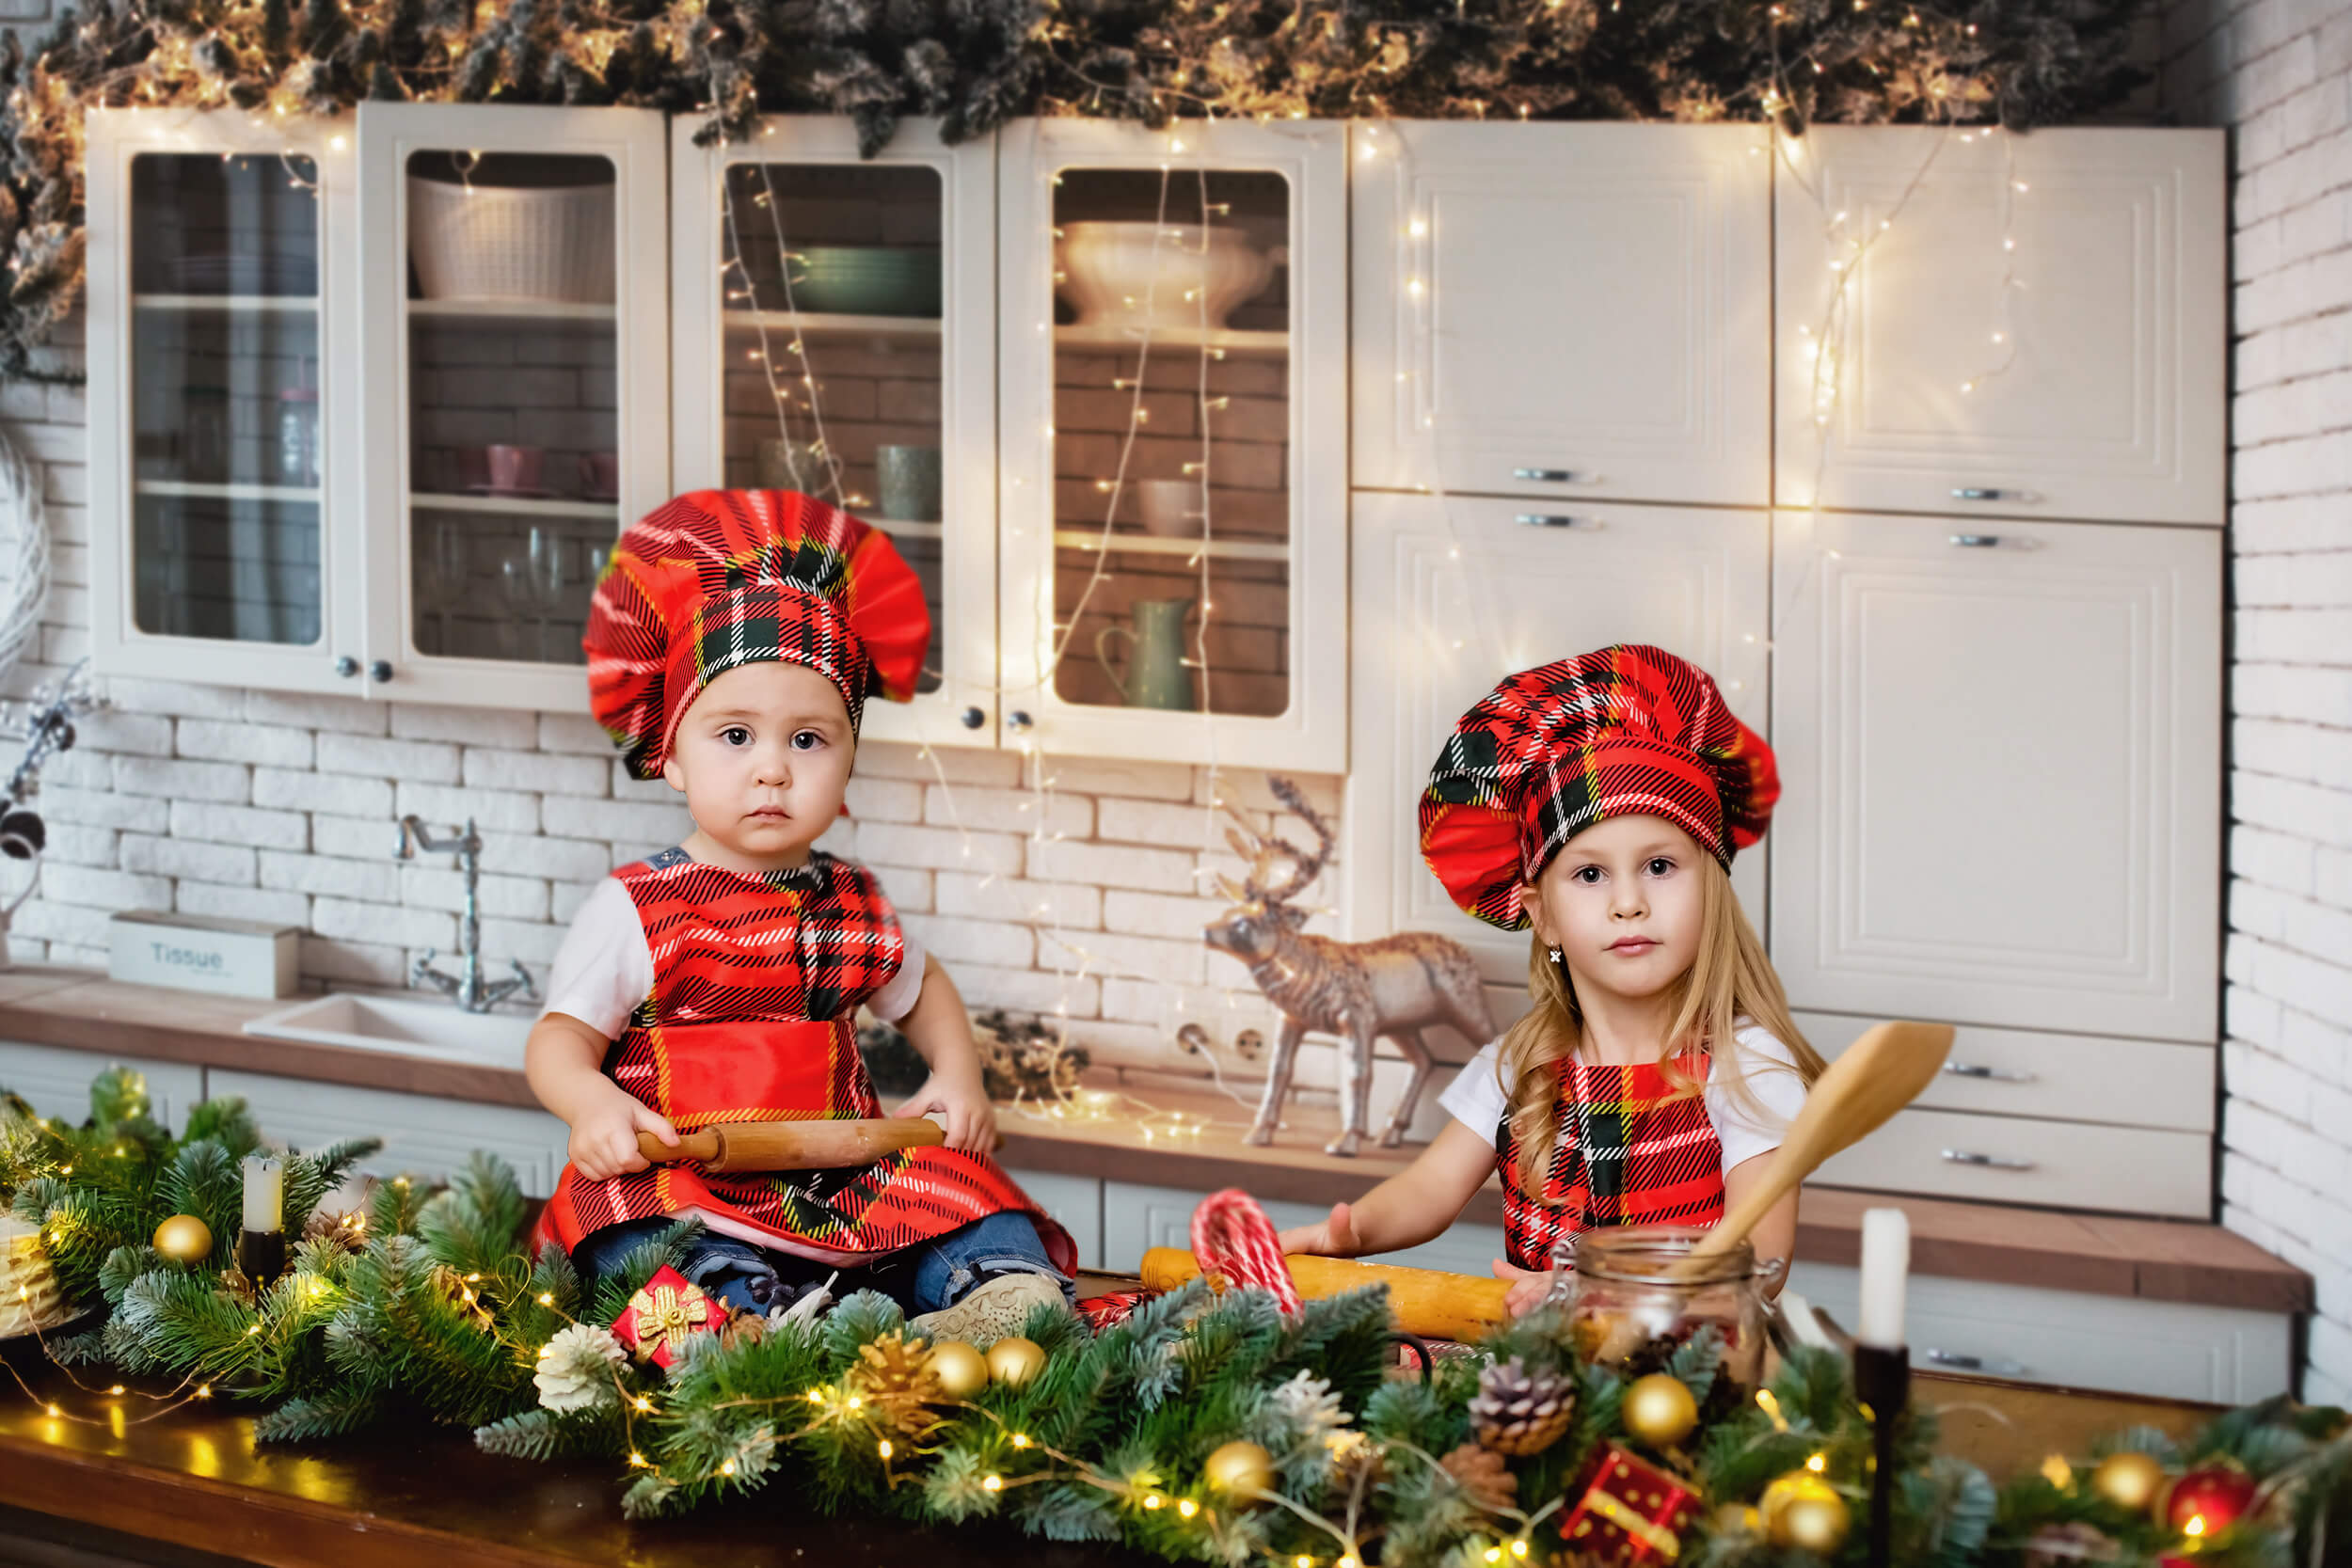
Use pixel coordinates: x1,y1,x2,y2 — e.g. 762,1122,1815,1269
0,1334,2220,1568
0,967,2312,1316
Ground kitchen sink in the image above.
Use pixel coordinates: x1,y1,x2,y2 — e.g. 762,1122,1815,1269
243,992,532,1066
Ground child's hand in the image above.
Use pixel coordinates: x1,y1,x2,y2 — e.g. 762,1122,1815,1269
896,1073,997,1153
569,1089,678,1181
1277,1201,1365,1258
1491,1258,1558,1318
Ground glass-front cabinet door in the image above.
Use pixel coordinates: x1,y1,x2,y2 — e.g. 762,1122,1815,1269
997,119,1345,770
671,117,995,749
357,104,669,709
88,110,364,691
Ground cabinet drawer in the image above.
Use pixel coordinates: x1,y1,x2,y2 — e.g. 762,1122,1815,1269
210,1071,572,1197
1795,1012,2213,1132
1007,1167,1104,1273
1790,1262,2289,1403
0,1042,204,1132
1817,1108,2208,1217
1103,1180,1506,1280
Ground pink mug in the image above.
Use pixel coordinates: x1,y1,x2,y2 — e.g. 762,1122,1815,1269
485,444,544,492
582,451,619,499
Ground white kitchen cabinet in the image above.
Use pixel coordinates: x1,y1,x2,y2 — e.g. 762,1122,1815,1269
1770,512,2220,1043
1006,1166,1104,1272
1791,1262,2290,1402
1776,127,2224,526
1352,121,1772,508
1102,1179,1506,1280
87,109,365,693
0,1042,204,1131
209,1071,572,1197
1818,1107,2210,1217
357,103,671,709
670,116,1001,750
996,118,1349,770
1345,494,1770,993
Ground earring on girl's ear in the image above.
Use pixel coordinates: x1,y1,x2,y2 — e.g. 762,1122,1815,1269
1548,947,1563,964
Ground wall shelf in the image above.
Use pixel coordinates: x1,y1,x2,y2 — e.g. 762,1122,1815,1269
722,309,942,341
1052,529,1288,562
405,298,616,324
135,480,322,504
1053,323,1289,359
411,492,620,520
133,293,319,314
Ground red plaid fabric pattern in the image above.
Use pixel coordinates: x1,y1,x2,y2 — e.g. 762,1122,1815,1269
585,490,930,780
1419,644,1777,929
1496,1051,1727,1272
541,849,1074,1273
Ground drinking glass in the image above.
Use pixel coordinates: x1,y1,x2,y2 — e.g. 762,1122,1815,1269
499,526,568,660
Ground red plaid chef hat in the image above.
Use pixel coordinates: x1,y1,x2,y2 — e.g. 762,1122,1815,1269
1419,644,1777,929
584,490,930,779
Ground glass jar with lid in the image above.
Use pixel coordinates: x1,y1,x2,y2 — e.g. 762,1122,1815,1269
1549,1225,1783,1395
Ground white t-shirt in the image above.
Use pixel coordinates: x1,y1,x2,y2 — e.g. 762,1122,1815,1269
1437,1022,1808,1176
539,875,930,1039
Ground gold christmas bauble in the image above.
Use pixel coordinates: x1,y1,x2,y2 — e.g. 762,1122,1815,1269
2090,1450,2166,1513
1203,1439,1275,1500
1761,1471,1851,1555
1622,1372,1699,1448
151,1213,213,1266
926,1339,990,1400
985,1336,1045,1389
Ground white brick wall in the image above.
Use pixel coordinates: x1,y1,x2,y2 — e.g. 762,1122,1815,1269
0,332,1323,1085
2165,0,2352,1405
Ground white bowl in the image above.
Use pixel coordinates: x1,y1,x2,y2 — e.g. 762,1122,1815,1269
1057,222,1279,331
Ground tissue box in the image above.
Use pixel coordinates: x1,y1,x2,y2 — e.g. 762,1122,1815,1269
109,911,299,999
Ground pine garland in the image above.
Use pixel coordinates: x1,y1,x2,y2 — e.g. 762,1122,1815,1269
0,0,2150,382
6,1069,2345,1565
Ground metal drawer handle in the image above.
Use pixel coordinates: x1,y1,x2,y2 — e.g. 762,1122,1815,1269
1950,487,2020,501
1943,1062,2037,1084
1949,533,2003,546
1942,1148,2036,1171
1513,467,1589,483
1924,1348,2029,1377
1516,514,1590,530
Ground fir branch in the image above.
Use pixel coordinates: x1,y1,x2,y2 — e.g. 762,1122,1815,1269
280,1138,381,1231
252,1386,383,1443
474,1405,624,1461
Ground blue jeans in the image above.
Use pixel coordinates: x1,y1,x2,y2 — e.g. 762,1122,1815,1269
572,1211,1070,1318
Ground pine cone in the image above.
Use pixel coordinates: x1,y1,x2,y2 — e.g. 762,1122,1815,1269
1468,1356,1575,1457
534,1323,626,1414
719,1309,768,1353
846,1330,947,1435
1440,1442,1518,1513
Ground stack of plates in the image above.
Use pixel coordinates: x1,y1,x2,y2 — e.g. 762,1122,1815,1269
170,253,319,297
783,247,942,317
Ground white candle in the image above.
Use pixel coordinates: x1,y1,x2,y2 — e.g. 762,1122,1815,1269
1856,1207,1909,1350
241,1155,283,1234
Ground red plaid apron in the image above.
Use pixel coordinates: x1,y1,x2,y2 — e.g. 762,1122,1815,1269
1498,1051,1725,1272
539,849,1075,1273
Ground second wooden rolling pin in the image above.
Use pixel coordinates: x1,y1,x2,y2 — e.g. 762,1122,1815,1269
636,1117,946,1174
1141,1246,1514,1343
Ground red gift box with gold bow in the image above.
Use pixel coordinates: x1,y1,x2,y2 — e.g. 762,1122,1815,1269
611,1264,717,1370
1558,1443,1701,1563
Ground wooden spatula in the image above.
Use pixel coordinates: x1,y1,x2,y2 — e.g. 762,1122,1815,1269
636,1117,947,1174
1680,1020,1954,1270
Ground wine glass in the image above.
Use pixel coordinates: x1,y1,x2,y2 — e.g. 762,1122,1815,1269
498,526,568,661
417,522,469,657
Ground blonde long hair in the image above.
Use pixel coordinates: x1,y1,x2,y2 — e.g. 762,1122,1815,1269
1501,852,1824,1198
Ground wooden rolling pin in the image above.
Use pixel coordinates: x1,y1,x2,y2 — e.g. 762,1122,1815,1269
1141,1246,1513,1344
636,1117,946,1174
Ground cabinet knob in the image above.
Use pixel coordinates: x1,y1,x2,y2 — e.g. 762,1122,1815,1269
1007,710,1034,732
959,706,986,730
368,659,393,684
1513,467,1587,483
1516,514,1589,530
1940,1148,2035,1171
333,655,359,678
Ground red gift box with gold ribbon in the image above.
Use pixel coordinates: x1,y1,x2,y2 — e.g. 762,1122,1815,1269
1558,1442,1701,1563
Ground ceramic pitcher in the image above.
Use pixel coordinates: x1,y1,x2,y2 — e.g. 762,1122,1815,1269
1095,597,1196,711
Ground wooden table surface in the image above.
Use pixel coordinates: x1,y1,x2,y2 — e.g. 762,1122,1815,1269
0,1324,2222,1568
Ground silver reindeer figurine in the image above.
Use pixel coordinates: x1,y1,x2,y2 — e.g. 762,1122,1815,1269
1205,778,1497,1157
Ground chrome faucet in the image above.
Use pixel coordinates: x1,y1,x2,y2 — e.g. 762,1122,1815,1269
393,816,537,1013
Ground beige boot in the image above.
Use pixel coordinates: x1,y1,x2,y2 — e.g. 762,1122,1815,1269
907,1272,1065,1348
